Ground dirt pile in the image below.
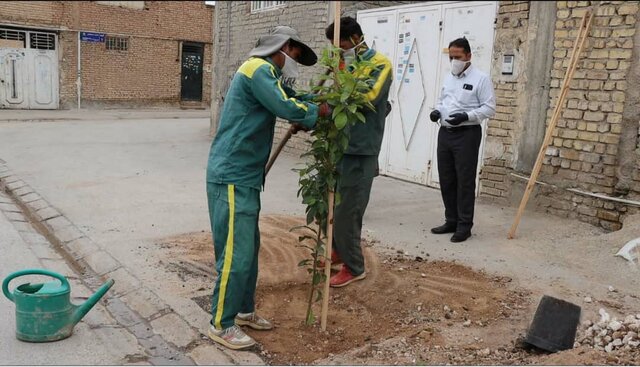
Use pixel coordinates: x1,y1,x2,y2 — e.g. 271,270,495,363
156,215,640,365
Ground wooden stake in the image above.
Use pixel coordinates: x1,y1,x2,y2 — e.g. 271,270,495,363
320,0,341,332
507,10,594,239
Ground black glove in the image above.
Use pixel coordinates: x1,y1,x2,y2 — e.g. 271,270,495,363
429,110,441,122
445,112,468,126
385,101,392,117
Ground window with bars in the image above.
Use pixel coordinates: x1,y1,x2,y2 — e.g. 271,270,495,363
30,32,55,50
250,1,286,13
0,29,26,48
106,36,129,51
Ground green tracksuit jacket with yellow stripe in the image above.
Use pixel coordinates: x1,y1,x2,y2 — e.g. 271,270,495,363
207,56,319,190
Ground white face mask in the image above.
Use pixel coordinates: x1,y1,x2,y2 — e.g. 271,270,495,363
342,39,365,65
450,59,470,76
279,51,299,88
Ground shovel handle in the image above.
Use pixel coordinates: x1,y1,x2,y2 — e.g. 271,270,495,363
265,126,295,176
2,269,70,302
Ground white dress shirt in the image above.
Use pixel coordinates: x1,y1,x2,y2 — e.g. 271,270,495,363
436,64,496,128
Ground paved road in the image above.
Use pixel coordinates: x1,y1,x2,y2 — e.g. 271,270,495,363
0,191,138,365
0,115,638,351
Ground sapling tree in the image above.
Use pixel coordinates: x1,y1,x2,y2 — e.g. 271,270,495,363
291,46,376,325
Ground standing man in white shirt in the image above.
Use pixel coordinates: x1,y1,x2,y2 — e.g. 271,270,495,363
429,37,496,243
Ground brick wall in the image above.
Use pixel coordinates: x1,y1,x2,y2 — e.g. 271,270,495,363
479,1,531,200
479,1,640,231
0,1,213,108
0,1,64,27
539,1,639,230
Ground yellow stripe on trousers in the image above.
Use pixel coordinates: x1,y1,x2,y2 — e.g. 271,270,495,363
214,184,235,329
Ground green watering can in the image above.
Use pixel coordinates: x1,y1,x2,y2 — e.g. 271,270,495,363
2,269,114,342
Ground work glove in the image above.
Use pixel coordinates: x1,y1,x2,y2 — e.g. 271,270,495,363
429,110,441,122
445,112,468,126
318,103,333,118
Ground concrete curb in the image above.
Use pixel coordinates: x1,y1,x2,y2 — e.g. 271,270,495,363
0,110,210,124
0,161,259,365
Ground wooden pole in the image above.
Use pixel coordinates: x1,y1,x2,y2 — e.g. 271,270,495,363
507,10,594,239
320,0,341,332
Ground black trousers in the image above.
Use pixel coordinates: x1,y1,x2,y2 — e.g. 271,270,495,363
436,125,482,233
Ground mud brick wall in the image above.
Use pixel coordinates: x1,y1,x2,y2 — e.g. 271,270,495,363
480,1,640,231
479,1,531,200
0,1,214,108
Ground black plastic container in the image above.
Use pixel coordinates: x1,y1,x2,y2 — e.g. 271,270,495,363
524,295,582,352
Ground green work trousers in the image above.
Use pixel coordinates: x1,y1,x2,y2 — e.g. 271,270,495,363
333,154,377,277
207,182,261,330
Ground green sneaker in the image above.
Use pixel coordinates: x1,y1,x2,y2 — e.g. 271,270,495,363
208,324,256,350
235,312,273,330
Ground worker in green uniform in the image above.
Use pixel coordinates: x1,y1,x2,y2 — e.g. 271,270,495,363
206,26,331,350
325,17,392,288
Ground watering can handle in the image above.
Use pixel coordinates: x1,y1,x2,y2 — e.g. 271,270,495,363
2,269,70,302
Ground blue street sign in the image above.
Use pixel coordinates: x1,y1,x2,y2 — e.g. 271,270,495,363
80,32,105,43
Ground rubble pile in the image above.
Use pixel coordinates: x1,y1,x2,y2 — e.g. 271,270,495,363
576,308,640,353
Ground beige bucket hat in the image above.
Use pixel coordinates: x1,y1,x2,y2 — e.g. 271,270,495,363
249,25,317,66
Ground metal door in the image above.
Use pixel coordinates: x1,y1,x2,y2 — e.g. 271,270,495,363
0,49,28,109
180,42,204,101
385,8,441,184
356,10,398,175
358,1,498,192
428,1,498,188
0,28,58,109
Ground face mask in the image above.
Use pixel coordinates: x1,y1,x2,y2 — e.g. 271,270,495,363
279,50,299,87
342,38,365,66
450,59,469,76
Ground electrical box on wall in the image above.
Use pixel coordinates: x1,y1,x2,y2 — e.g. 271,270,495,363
502,54,514,75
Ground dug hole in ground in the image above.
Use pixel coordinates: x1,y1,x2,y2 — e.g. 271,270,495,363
157,213,640,365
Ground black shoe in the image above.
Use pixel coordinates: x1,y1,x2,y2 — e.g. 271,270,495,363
431,223,457,234
450,231,471,243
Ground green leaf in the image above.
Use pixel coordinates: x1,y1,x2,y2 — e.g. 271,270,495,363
335,112,348,130
355,111,366,123
332,104,345,119
306,207,316,225
312,271,324,286
298,259,311,267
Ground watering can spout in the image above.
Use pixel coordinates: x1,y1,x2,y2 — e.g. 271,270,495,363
72,279,114,325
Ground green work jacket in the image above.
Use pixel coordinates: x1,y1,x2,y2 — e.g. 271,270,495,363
207,57,318,190
345,48,392,156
